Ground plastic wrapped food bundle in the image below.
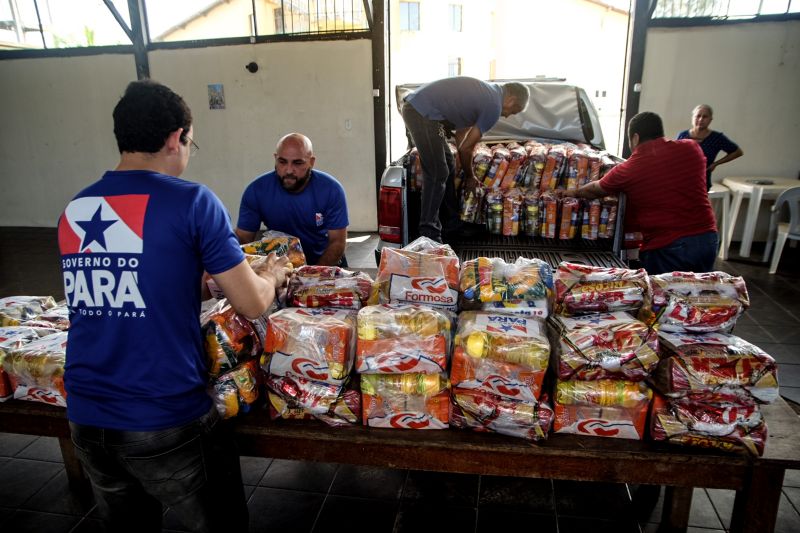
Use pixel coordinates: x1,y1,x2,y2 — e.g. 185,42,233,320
524,141,548,190
646,272,750,333
373,237,460,311
580,199,601,241
460,257,553,318
459,186,486,224
241,230,306,267
540,192,558,239
0,296,57,326
361,373,450,429
451,312,550,402
3,331,68,406
597,196,618,239
502,188,523,236
472,144,493,183
450,388,554,441
0,326,58,400
651,392,767,456
356,304,453,374
210,360,261,419
553,379,653,439
653,331,778,403
266,373,361,426
551,312,659,382
407,147,423,191
201,299,267,378
206,254,290,301
554,262,650,316
500,144,528,188
287,265,373,310
485,189,504,235
522,190,540,237
558,197,580,240
21,303,70,331
539,145,567,192
265,308,356,386
483,146,511,188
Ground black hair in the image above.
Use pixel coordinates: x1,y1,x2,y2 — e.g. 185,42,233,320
112,80,193,154
628,111,664,144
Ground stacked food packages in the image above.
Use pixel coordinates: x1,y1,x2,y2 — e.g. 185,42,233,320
553,379,652,439
0,296,57,326
356,304,453,428
0,326,59,401
451,141,621,242
16,303,70,331
206,254,289,302
550,263,655,440
554,262,650,317
372,237,460,312
450,311,553,440
1,331,68,406
459,257,553,318
407,144,459,192
200,299,268,418
241,230,306,268
266,374,361,427
287,265,373,310
646,272,750,333
650,329,777,456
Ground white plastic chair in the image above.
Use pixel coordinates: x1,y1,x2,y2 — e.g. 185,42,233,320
762,186,800,274
708,182,731,260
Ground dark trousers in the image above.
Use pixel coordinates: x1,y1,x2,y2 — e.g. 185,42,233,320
70,405,248,533
640,231,719,275
401,101,457,242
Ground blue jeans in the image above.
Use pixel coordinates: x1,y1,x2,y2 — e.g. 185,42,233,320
640,231,719,275
70,405,247,533
401,101,457,241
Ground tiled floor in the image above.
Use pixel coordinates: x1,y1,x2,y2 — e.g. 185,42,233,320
1,227,799,533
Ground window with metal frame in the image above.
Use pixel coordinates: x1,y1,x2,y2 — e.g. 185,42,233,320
0,0,130,49
652,0,799,20
447,56,461,77
399,1,419,31
449,4,462,32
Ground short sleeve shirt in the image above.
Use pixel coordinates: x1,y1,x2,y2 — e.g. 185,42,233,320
599,138,717,251
676,130,739,187
237,169,349,265
58,170,244,431
405,76,504,134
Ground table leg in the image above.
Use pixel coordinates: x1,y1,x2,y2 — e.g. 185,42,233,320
726,191,744,259
717,192,730,261
739,187,763,257
658,486,692,533
729,466,784,533
58,436,90,491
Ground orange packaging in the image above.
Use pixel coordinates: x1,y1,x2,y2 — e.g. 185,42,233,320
356,335,448,374
361,390,450,429
450,347,546,403
542,193,558,239
500,145,527,188
553,402,649,440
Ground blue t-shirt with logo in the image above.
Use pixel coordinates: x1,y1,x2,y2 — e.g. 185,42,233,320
58,170,244,431
237,169,349,265
405,76,504,134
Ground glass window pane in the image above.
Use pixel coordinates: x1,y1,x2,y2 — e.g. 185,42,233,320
40,0,131,48
0,0,42,48
411,2,419,30
759,0,791,14
146,0,252,42
400,2,409,30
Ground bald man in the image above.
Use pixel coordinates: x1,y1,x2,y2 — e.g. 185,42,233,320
236,133,349,266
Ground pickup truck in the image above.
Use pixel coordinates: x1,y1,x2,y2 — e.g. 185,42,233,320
375,80,626,268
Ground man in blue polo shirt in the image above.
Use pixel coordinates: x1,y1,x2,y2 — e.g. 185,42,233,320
402,76,530,242
236,133,349,266
58,80,291,532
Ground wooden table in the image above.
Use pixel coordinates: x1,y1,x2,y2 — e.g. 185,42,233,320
722,176,800,258
2,398,799,533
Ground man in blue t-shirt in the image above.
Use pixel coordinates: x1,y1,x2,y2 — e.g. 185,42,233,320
402,76,530,242
58,80,291,533
236,133,349,266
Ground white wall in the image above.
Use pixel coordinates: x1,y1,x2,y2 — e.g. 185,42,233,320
640,20,800,239
0,39,377,231
641,21,799,180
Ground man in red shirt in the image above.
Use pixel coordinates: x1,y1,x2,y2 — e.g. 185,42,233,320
561,111,718,274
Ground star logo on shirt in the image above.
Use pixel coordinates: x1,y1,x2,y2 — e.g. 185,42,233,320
76,205,117,252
